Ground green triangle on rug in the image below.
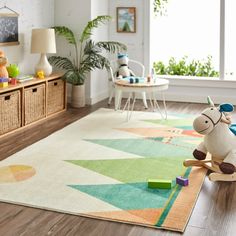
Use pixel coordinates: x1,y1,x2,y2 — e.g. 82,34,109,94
147,136,201,149
68,182,174,210
84,138,191,158
143,119,193,128
66,158,188,183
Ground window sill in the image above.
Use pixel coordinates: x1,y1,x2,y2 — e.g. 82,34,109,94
156,75,236,89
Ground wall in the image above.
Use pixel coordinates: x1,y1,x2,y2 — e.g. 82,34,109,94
54,0,91,57
54,0,109,105
54,0,92,103
108,0,149,72
0,0,54,74
90,0,109,104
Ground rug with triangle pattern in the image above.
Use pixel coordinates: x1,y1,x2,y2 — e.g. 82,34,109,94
0,108,206,232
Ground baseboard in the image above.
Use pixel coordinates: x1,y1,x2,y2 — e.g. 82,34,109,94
68,86,236,106
66,90,109,105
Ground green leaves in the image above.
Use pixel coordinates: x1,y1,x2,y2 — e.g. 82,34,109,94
48,56,84,85
49,15,127,85
153,56,219,77
153,0,168,16
53,26,77,45
80,15,112,43
79,39,111,75
96,41,127,53
48,56,75,70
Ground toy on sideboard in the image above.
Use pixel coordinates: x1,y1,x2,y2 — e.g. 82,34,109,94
37,70,45,79
0,78,8,88
116,53,135,78
184,96,236,181
0,50,9,79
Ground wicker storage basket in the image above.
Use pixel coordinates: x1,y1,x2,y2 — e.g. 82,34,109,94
0,90,21,135
47,79,65,115
24,84,46,125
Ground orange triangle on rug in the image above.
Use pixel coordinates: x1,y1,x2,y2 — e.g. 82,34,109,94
89,208,163,225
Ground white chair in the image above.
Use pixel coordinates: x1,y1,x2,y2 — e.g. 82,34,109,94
108,59,148,109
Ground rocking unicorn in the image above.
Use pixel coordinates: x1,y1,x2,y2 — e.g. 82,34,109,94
184,97,236,181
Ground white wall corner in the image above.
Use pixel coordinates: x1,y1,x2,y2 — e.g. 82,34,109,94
85,89,109,105
143,0,151,75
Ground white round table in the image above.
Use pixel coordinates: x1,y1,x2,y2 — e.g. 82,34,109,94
115,78,169,121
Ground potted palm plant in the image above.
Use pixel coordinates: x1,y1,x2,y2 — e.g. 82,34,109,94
49,15,127,108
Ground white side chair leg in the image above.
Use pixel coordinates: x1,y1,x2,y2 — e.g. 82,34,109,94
115,89,122,110
141,92,148,109
108,87,114,105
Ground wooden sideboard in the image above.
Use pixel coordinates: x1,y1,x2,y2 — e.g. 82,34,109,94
0,73,66,136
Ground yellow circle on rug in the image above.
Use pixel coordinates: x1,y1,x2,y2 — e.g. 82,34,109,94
0,165,36,183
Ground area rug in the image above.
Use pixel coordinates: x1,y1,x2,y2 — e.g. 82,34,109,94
0,108,206,232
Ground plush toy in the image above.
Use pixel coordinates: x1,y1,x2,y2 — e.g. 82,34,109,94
116,53,135,78
192,97,236,175
0,50,9,78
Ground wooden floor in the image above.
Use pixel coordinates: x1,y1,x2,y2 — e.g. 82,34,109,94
1,99,236,236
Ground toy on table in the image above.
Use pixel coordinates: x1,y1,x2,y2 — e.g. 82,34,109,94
176,176,189,186
148,179,172,189
0,78,8,88
116,53,135,78
0,50,9,79
37,70,45,79
184,96,236,181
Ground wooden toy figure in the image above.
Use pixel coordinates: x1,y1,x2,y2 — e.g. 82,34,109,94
184,96,236,181
37,70,45,79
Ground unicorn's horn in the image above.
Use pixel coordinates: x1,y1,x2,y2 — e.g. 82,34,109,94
207,96,215,107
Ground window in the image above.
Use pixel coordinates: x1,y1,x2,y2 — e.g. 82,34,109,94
225,0,236,79
151,0,221,78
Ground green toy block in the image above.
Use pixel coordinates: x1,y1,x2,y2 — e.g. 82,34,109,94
148,179,172,189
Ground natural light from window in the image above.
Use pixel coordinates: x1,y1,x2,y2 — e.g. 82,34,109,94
225,0,236,79
151,0,220,77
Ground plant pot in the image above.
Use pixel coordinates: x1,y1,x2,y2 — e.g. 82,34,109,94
71,84,85,108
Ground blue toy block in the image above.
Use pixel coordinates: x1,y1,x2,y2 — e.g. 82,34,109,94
176,176,189,186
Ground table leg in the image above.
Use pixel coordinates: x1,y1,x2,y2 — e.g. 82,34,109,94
123,93,132,112
128,95,136,121
162,92,167,119
150,92,168,120
152,92,164,119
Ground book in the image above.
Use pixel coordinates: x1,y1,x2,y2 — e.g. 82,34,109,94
17,75,34,83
